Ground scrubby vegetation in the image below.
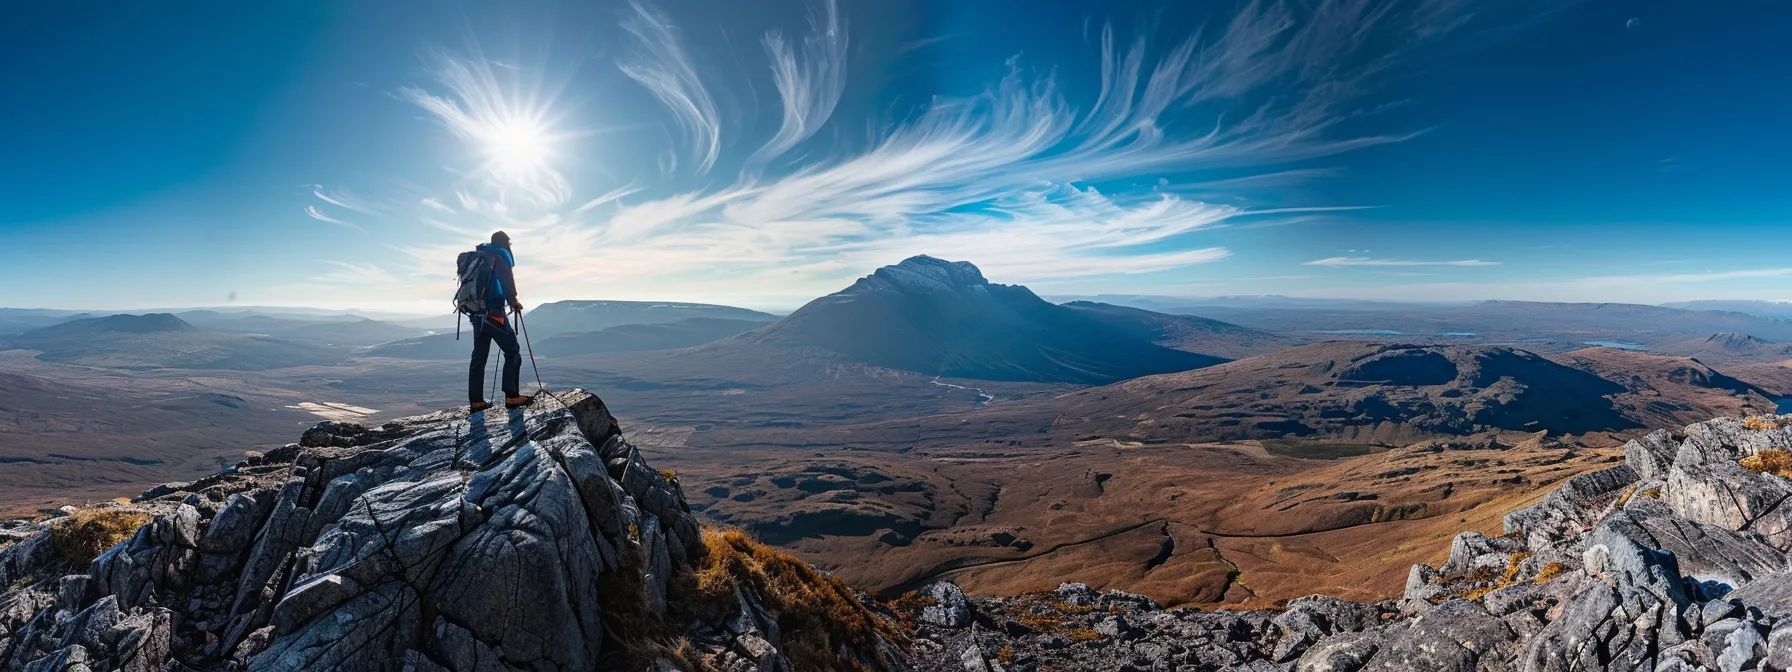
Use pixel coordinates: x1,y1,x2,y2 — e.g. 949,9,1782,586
1740,449,1792,479
51,508,149,564
1742,415,1784,431
677,528,903,672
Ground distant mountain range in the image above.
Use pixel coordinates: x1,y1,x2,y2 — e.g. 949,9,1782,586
1001,341,1774,444
1132,299,1792,348
3,314,342,370
176,311,429,346
1657,332,1792,367
521,300,780,339
367,316,770,360
1662,300,1792,320
736,256,1229,384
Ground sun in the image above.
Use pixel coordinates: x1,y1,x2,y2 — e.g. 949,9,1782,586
484,117,552,176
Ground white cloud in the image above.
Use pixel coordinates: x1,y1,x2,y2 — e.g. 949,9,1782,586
296,0,1562,308
1306,257,1502,267
751,0,847,167
618,0,721,175
304,205,367,234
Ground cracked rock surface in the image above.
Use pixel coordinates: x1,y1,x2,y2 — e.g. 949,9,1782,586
907,419,1792,672
1,389,894,672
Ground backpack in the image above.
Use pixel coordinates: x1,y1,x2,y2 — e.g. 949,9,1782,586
453,249,494,316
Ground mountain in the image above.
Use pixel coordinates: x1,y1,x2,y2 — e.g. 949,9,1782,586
1657,332,1792,367
0,390,901,671
1058,300,1298,359
1663,299,1792,320
0,308,94,336
4,313,343,370
1017,342,1773,445
534,317,767,357
178,311,428,345
739,256,1225,384
366,316,767,359
522,300,779,339
1153,299,1792,347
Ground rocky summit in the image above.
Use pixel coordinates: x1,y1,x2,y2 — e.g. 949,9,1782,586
901,414,1792,672
8,393,1792,671
0,389,900,671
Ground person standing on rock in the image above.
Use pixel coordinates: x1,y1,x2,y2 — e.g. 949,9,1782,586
467,231,535,413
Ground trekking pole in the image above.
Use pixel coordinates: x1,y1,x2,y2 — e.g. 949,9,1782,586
514,307,566,407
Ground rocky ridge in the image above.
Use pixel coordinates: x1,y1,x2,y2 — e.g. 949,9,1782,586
0,389,901,671
9,391,1792,671
905,414,1792,672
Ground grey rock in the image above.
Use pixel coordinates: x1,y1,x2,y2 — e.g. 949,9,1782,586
1716,621,1765,672
1362,599,1513,672
1624,430,1680,482
1295,631,1380,672
920,582,972,629
1504,465,1638,545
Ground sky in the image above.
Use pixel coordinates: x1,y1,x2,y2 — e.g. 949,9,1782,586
5,0,1792,313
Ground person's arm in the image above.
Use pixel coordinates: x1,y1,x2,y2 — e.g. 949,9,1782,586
496,253,521,310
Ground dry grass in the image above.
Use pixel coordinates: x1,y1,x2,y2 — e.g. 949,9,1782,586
887,591,937,628
1533,562,1567,584
682,528,902,672
1741,450,1792,480
1453,552,1532,601
1500,552,1532,584
1743,416,1783,431
997,646,1015,665
51,508,149,565
1067,628,1103,643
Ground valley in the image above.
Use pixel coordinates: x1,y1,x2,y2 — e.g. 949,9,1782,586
7,257,1792,609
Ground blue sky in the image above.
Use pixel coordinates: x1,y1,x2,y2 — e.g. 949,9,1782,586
5,0,1792,312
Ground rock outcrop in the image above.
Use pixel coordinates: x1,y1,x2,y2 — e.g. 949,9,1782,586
0,389,901,671
905,417,1792,671
11,389,1792,671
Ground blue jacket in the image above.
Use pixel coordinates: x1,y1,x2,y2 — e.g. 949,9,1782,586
476,243,518,318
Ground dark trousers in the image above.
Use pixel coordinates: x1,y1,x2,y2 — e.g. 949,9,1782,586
469,315,521,403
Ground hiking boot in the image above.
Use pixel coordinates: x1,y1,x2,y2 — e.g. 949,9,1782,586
469,400,492,414
504,395,536,410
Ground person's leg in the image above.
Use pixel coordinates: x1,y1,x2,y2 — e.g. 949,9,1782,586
493,320,523,399
468,318,494,404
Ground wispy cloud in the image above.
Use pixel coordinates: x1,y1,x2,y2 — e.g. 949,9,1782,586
304,205,367,234
618,0,721,174
313,260,400,285
300,0,1569,308
751,0,847,167
1306,257,1502,267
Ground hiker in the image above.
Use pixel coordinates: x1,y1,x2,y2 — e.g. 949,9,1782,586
465,231,535,413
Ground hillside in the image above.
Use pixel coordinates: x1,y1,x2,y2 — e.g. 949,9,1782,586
522,300,779,338
1162,299,1792,347
740,255,1225,384
1058,300,1297,359
1657,331,1792,367
178,311,428,346
535,317,768,357
0,370,305,517
1027,342,1772,446
3,314,343,370
8,393,1792,671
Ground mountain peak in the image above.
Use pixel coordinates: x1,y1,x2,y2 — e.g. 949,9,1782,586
37,312,196,336
1705,331,1769,348
874,255,989,290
